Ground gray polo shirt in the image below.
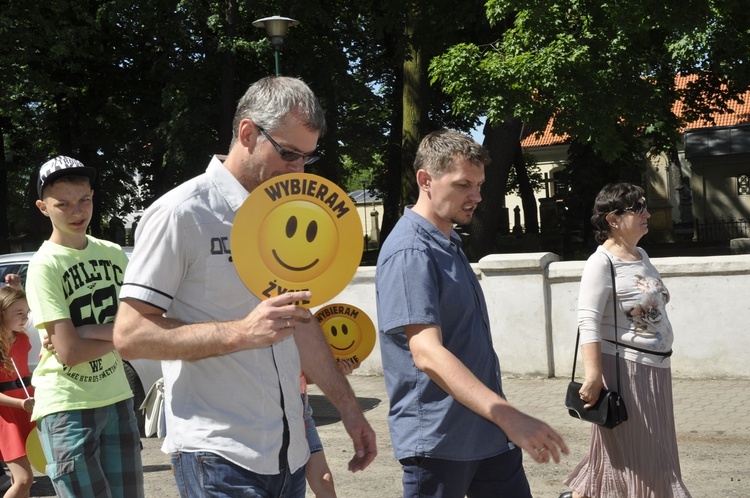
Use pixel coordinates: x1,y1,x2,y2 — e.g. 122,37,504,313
120,156,307,474
376,207,512,461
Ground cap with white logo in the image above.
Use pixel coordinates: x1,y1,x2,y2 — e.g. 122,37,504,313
37,156,97,199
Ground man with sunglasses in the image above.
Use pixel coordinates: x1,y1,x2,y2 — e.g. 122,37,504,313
113,76,376,497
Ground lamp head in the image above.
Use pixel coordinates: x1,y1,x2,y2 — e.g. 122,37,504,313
253,16,300,49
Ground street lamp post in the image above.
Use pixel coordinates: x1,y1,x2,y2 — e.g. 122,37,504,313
252,16,299,76
362,182,367,245
361,181,368,244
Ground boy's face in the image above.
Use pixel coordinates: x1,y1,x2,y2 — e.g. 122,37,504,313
35,178,94,246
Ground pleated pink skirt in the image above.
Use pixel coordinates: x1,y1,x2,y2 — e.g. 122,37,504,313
563,354,692,498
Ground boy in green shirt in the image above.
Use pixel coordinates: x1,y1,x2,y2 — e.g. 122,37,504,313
26,156,143,498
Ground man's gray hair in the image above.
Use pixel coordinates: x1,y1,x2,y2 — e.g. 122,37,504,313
413,129,490,177
230,76,326,149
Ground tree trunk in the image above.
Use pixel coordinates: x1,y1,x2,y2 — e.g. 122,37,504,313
380,100,403,244
514,140,539,234
218,0,238,151
400,5,426,210
466,119,520,261
378,51,404,245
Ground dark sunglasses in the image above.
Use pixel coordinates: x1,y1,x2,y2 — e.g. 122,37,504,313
257,126,320,165
615,198,647,215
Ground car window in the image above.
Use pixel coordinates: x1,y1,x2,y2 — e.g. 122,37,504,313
0,262,29,288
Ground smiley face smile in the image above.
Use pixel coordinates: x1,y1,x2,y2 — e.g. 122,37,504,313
271,249,319,271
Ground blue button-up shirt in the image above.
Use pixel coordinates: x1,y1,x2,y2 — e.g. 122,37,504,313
376,207,512,461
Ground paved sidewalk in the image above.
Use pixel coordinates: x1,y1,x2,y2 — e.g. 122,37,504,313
306,374,749,497
24,374,750,497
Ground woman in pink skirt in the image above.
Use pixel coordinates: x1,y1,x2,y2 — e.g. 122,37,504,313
559,183,691,498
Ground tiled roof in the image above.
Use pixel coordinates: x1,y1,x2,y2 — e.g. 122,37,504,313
520,75,750,148
674,74,750,130
520,119,569,148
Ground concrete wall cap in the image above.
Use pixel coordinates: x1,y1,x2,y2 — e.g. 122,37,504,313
547,260,587,281
652,254,750,276
478,252,559,272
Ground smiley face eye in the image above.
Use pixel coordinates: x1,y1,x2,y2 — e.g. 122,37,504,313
286,216,298,238
306,221,318,243
330,324,350,337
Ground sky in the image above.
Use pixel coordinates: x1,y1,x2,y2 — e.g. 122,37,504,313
470,116,487,144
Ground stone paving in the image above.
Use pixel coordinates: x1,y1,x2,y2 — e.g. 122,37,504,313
306,374,750,497
21,374,750,497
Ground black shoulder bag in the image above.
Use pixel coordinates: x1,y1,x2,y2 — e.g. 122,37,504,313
564,256,629,428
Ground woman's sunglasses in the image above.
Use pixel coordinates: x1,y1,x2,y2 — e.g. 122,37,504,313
615,198,647,215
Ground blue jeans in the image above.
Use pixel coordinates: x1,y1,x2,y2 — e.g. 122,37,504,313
171,451,306,498
400,447,531,498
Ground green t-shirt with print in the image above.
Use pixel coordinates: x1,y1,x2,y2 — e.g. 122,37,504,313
26,236,132,421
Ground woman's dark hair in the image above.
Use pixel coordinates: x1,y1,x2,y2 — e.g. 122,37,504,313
591,182,645,243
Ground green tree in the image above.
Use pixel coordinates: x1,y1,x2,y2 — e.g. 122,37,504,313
430,0,750,257
434,0,750,161
1,0,510,256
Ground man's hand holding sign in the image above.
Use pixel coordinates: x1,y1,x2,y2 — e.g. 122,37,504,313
231,172,376,473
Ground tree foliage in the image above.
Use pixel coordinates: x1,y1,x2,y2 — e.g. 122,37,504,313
9,0,741,257
0,0,389,250
430,0,750,161
2,0,501,253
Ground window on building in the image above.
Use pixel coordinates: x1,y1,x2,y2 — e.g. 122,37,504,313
738,175,750,195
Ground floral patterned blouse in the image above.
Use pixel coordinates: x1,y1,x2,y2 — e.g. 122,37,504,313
578,245,674,368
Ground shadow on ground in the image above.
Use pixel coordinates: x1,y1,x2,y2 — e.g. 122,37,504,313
308,394,381,427
30,475,55,496
144,464,172,473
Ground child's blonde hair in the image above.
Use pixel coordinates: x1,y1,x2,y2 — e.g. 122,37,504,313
0,286,27,374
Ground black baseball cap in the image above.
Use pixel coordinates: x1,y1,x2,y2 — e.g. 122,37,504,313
37,156,97,199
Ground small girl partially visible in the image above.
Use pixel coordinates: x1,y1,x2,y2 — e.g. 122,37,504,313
0,286,35,498
303,359,359,498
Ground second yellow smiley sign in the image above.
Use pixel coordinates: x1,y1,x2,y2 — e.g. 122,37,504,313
232,173,363,308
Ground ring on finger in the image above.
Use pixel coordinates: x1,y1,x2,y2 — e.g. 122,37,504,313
286,319,291,328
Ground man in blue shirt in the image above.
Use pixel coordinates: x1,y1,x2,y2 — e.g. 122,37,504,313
376,129,568,497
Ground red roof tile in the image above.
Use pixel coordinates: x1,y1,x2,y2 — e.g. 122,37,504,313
674,74,750,130
520,120,569,148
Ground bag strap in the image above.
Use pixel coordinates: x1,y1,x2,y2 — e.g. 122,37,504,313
571,327,580,382
570,254,623,395
607,257,623,395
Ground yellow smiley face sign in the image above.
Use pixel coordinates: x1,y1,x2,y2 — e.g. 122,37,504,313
26,428,47,474
232,173,363,307
315,303,376,364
